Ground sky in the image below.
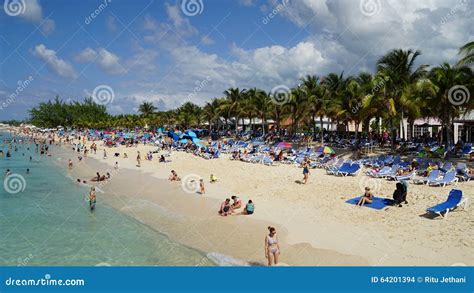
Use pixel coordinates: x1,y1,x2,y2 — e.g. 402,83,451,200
0,0,473,120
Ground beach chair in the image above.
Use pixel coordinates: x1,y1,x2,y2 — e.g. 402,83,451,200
336,163,360,176
386,171,415,182
373,165,399,178
426,189,468,218
413,170,441,185
428,171,458,187
263,156,278,166
366,166,390,177
327,162,350,175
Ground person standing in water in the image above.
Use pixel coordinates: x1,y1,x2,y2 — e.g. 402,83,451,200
89,187,96,211
265,226,280,266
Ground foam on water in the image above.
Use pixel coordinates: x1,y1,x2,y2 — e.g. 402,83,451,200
0,133,215,266
206,252,249,266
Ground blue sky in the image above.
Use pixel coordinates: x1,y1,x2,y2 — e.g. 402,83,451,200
0,0,473,120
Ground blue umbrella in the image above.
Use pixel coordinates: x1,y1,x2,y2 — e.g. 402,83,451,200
186,130,197,138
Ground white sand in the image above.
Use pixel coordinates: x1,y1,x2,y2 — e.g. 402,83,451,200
64,140,473,266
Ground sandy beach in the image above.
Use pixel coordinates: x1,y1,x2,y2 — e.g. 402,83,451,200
62,140,473,266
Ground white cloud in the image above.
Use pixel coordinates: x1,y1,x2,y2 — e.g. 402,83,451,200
200,35,214,45
75,47,97,63
19,0,55,34
74,47,126,75
33,44,77,78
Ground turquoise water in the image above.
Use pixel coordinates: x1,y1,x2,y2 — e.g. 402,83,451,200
0,133,214,266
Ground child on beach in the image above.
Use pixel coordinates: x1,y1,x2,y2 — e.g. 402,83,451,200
356,187,373,206
169,170,181,181
114,162,119,169
199,179,205,194
68,159,73,169
210,174,217,183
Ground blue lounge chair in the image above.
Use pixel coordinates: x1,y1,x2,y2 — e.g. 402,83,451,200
413,170,441,185
367,166,390,177
426,189,468,218
327,162,350,175
336,164,360,176
428,171,458,187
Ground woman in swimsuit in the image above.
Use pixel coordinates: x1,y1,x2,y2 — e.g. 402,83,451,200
357,187,373,206
302,158,310,184
89,187,96,211
265,226,280,266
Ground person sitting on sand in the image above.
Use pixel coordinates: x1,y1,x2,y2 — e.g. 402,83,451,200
159,155,166,163
231,195,242,210
265,226,280,266
357,187,373,206
123,153,128,158
243,200,254,215
218,198,231,216
169,170,181,181
210,174,217,183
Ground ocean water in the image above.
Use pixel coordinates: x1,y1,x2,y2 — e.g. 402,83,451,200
0,133,215,266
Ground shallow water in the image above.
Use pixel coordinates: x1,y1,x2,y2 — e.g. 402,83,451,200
0,133,214,266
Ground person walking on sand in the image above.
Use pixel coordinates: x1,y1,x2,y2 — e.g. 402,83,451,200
68,159,73,169
265,226,280,266
301,158,310,184
199,179,205,194
137,151,141,167
89,187,96,211
103,149,107,159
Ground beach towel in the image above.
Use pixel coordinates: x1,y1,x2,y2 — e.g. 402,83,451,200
346,197,394,210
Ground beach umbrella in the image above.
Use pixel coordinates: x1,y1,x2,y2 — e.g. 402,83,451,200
316,146,335,154
186,130,197,138
276,141,292,149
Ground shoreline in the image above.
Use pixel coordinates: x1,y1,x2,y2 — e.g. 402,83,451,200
58,143,368,266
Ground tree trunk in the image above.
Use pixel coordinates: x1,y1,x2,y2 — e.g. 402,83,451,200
355,121,359,139
261,115,265,136
320,116,324,144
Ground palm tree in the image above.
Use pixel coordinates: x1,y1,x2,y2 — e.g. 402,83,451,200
376,49,428,149
428,63,473,147
458,41,474,66
203,98,220,131
223,87,246,131
301,75,327,141
252,90,272,135
138,101,157,117
287,86,308,135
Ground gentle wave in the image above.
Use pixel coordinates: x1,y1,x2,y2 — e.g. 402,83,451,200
206,252,249,266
